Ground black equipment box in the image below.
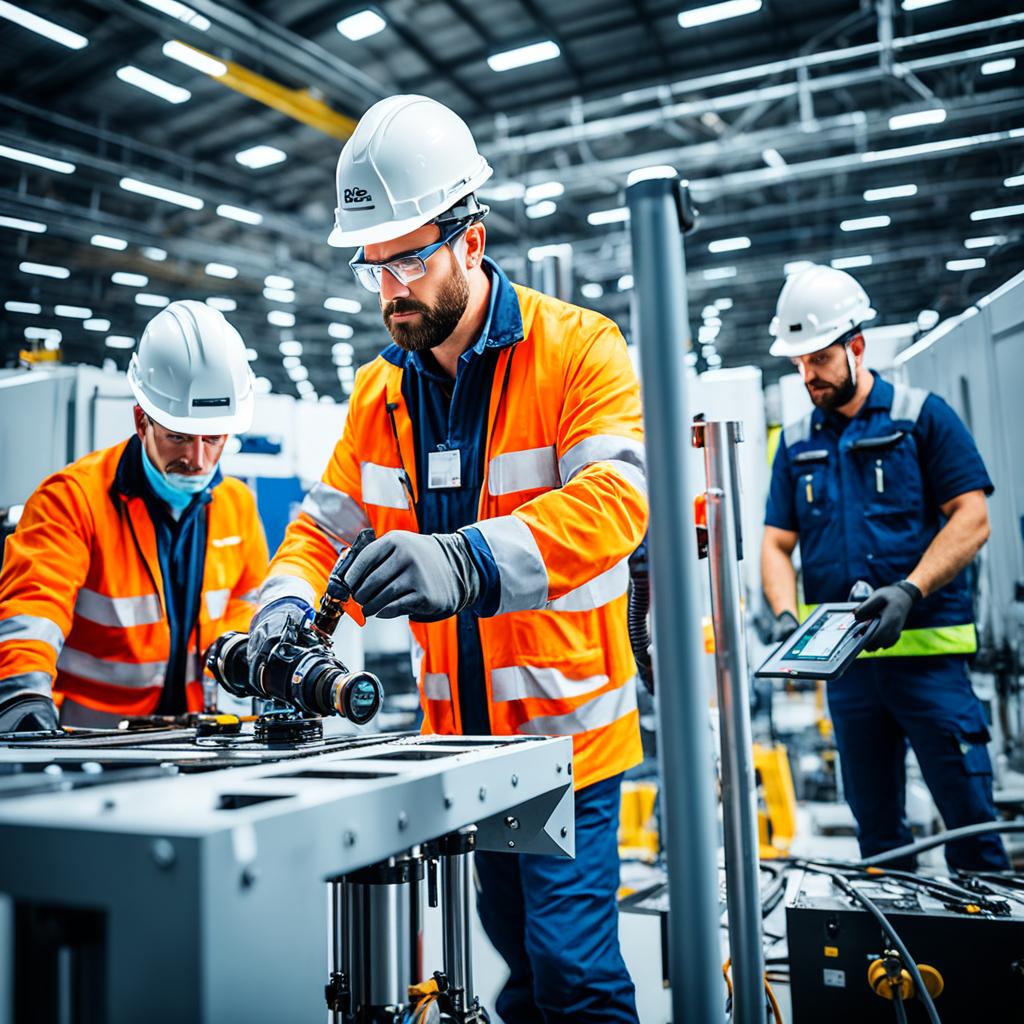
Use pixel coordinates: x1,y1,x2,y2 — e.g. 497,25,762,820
786,870,1024,1022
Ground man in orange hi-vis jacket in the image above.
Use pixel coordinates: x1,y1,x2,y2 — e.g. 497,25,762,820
247,96,646,1021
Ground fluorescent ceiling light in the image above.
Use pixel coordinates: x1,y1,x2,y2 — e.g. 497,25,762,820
888,108,946,131
581,282,604,299
524,181,564,203
333,352,353,367
714,297,733,310
244,347,258,362
1005,174,1024,188
784,260,814,275
0,1,88,49
970,203,1024,221
54,304,91,319
708,235,750,253
587,206,630,226
235,145,286,169
143,246,167,261
626,165,678,186
112,271,149,287
701,304,717,319
120,176,203,209
105,335,136,349
136,0,209,31
618,274,634,291
136,293,170,307
20,261,69,279
863,184,917,202
24,326,61,343
5,301,41,314
0,214,46,232
282,355,301,370
268,310,295,327
279,339,303,356
981,58,1016,76
116,66,191,104
831,254,873,269
0,142,74,174
900,0,950,9
762,147,786,170
325,296,362,314
702,266,737,280
841,214,891,231
254,376,272,394
287,364,308,381
207,296,236,312
205,262,238,279
265,274,293,289
337,9,386,40
862,135,980,163
329,323,354,340
161,40,226,76
84,318,110,331
480,181,525,201
263,287,295,303
917,309,940,331
964,235,1006,249
90,234,128,250
947,258,986,272
698,325,720,343
704,316,722,328
216,203,263,225
332,341,354,357
678,0,762,29
527,243,572,262
525,200,556,220
487,40,560,73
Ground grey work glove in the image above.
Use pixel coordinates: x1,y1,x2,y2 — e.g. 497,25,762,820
344,530,481,622
0,692,59,733
768,610,800,644
854,581,922,651
246,597,314,691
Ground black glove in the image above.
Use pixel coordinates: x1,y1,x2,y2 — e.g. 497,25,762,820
768,610,800,644
854,581,922,651
0,693,59,733
344,530,481,622
246,596,314,690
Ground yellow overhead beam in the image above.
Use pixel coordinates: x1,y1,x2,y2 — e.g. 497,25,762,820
174,41,357,142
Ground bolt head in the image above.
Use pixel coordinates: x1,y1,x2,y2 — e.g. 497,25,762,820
398,811,408,830
478,786,487,801
511,774,519,787
444,795,453,809
560,826,568,839
507,840,516,848
343,830,357,847
504,816,520,830
150,838,175,869
241,865,259,888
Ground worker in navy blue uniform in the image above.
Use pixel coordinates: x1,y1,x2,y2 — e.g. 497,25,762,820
760,265,1009,871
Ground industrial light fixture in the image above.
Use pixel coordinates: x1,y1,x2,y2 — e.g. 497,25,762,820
120,176,203,209
255,376,272,394
216,203,263,225
761,147,786,170
678,0,762,29
0,143,75,175
888,108,946,131
525,200,556,220
480,181,526,201
708,236,750,253
333,340,354,356
702,266,737,280
981,58,1016,76
333,351,353,367
970,203,1024,221
279,339,303,356
205,262,238,279
524,181,564,204
54,304,92,319
263,287,295,303
90,234,128,250
946,258,986,272
207,296,236,311
268,310,295,327
617,274,634,291
1005,174,1024,188
840,215,891,232
862,135,981,163
487,40,560,73
282,355,301,370
964,235,1006,249
0,214,46,232
83,318,110,331
714,297,733,310
136,293,170,307
112,271,149,287
137,0,210,31
244,348,258,362
235,144,286,169
0,1,88,49
701,305,718,319
587,207,630,226
19,261,69,279
265,274,294,290
329,323,354,340
286,363,309,381
105,335,136,349
337,10,386,41
143,246,168,261
917,309,940,331
162,40,226,76
581,282,604,299
626,165,678,186
784,260,814,275
4,301,41,314
24,325,61,343
863,184,917,202
900,0,950,10
831,254,873,269
116,65,191,104
324,296,362,314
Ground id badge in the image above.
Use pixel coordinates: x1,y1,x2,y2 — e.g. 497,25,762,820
428,448,462,489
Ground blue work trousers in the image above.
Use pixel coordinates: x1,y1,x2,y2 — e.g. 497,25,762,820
827,654,1009,870
475,773,638,1023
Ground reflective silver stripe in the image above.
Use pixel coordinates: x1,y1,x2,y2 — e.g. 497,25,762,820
546,558,630,612
360,462,409,509
488,446,558,496
187,652,206,684
301,481,370,543
211,535,242,548
57,646,167,688
258,574,316,610
423,672,451,701
0,613,65,655
491,665,609,703
0,671,52,701
204,588,231,620
890,383,928,424
239,589,259,603
783,413,813,448
558,434,646,484
74,588,163,629
60,698,124,728
469,516,548,615
517,678,638,736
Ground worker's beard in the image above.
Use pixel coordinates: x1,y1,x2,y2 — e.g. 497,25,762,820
806,353,857,411
382,264,470,353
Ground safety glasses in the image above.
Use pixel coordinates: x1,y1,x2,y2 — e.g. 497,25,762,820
348,222,469,294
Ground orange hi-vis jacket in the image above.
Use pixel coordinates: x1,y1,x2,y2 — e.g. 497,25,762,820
264,276,648,789
0,439,267,718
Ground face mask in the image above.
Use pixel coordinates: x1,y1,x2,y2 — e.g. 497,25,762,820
140,443,215,511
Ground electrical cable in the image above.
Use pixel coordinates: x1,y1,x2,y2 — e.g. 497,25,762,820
892,988,909,1024
859,820,1024,867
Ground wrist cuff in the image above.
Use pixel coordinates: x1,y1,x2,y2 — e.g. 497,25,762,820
896,580,923,604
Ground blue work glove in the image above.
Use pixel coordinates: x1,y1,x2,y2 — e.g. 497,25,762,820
854,581,922,651
343,530,481,622
0,692,59,733
768,610,800,644
246,597,314,690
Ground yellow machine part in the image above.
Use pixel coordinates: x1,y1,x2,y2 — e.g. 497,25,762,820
868,958,944,1001
754,742,798,858
618,780,660,863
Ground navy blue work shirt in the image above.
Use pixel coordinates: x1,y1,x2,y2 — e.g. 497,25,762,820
765,373,992,631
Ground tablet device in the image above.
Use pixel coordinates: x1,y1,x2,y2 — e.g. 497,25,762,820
755,603,881,680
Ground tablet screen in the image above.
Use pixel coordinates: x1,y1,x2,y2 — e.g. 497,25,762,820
786,610,858,660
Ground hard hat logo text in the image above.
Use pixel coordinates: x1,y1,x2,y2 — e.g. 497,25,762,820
343,187,375,210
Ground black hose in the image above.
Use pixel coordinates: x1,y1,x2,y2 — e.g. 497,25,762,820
893,989,909,1024
859,820,1024,867
627,563,654,694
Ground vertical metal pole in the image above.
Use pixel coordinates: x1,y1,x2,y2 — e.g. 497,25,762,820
439,827,476,1013
696,420,766,1023
626,175,723,1022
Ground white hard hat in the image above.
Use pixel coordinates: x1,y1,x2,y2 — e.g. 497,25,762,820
769,264,877,357
328,94,493,248
128,300,255,435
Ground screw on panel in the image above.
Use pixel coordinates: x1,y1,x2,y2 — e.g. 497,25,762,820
507,840,516,848
511,774,519,787
398,811,409,831
504,816,520,831
343,830,357,847
560,827,568,839
444,795,453,809
150,838,175,869
240,865,259,888
556,764,563,774
101,798,116,812
478,786,487,802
